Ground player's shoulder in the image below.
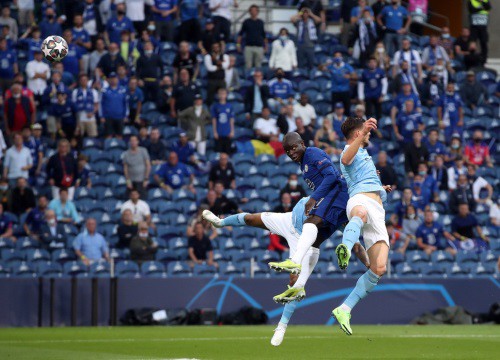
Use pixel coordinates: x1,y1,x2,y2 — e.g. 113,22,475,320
306,146,329,161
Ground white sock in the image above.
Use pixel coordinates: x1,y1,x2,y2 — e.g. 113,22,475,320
340,304,352,313
290,223,318,265
278,321,287,329
293,248,320,289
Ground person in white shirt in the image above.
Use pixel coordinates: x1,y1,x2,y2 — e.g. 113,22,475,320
209,0,238,42
467,164,493,205
25,49,50,99
3,133,33,187
277,104,297,134
392,38,423,85
253,107,279,142
269,28,297,73
447,157,468,190
88,38,108,75
16,0,35,29
0,129,7,161
121,189,153,226
203,42,229,105
293,93,317,129
224,55,240,91
124,0,148,30
72,73,99,138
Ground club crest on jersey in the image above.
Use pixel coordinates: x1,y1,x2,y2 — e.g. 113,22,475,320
304,165,308,172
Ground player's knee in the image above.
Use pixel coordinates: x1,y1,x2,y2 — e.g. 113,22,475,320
351,207,367,223
244,214,256,226
370,263,386,277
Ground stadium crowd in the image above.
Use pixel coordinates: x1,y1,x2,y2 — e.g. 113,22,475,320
0,0,498,278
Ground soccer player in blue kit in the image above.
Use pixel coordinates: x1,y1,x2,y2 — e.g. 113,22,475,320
333,117,392,336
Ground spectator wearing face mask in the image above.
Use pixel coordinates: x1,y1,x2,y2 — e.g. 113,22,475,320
422,34,450,73
105,3,135,45
465,130,493,167
394,99,423,143
130,221,158,265
437,82,463,140
39,209,66,249
327,51,354,114
269,28,297,73
430,155,448,191
352,9,378,65
421,72,444,108
460,70,487,109
466,164,493,206
280,174,307,205
401,204,422,241
449,174,475,214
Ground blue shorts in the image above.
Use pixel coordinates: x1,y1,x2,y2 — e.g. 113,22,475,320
310,203,348,242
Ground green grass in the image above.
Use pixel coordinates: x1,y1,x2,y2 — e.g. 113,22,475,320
0,325,498,360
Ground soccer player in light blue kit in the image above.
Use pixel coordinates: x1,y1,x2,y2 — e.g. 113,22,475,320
333,117,392,336
203,197,369,346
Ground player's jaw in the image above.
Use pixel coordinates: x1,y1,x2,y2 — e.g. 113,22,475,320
362,132,371,147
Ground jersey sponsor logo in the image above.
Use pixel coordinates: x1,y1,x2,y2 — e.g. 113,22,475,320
305,178,315,190
304,165,308,173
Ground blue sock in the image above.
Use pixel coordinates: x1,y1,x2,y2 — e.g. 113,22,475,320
220,213,248,227
342,216,363,251
343,269,380,310
279,301,297,325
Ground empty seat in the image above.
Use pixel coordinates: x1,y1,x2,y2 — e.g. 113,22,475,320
141,261,166,276
63,261,88,277
193,264,218,276
167,261,192,276
395,262,420,276
115,261,140,277
90,261,111,278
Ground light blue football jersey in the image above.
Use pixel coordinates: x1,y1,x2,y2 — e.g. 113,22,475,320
291,197,309,235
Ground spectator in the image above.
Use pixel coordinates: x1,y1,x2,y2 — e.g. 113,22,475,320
210,0,238,42
448,135,464,164
155,151,195,194
237,5,267,69
179,94,211,156
61,30,83,79
449,174,476,214
467,164,493,205
170,132,197,165
171,68,201,116
358,56,387,120
72,74,99,138
198,18,223,56
392,60,419,95
3,133,33,187
352,9,378,65
0,203,13,240
18,26,43,62
173,41,199,83
204,42,229,105
373,41,391,72
269,28,297,73
404,130,429,178
417,162,439,202
465,130,493,167
5,84,36,136
244,70,269,119
151,0,177,41
100,72,128,138
402,204,422,242
454,27,473,60
439,27,454,58
121,189,153,225
254,107,279,143
291,7,321,70
26,49,50,106
327,51,354,114
46,139,77,200
325,102,347,140
430,155,448,191
88,38,107,75
127,77,144,127
178,0,202,44
208,152,235,190
211,87,234,154
24,195,49,240
10,177,35,217
277,104,296,135
437,82,463,139
416,209,457,256
51,91,77,140
390,81,421,131
394,99,423,143
293,93,317,129
39,209,66,249
314,119,340,156
350,0,373,24
295,117,314,146
460,70,486,109
80,0,103,44
224,55,241,92
49,188,80,224
188,222,217,268
186,204,217,239
117,209,138,249
387,221,410,254
340,0,358,46
136,41,161,102
105,2,135,44
16,0,35,29
392,38,423,87
422,34,450,72
0,36,18,91
116,64,130,92
21,125,43,184
130,221,158,264
122,135,151,197
280,174,307,205
395,187,416,224
463,42,483,70
489,200,499,226
204,183,238,215
421,71,444,108
372,0,386,17
156,75,174,113
39,7,62,39
273,192,293,213
75,154,92,189
452,202,489,248
377,0,411,57
145,128,167,165
73,218,110,266
468,0,491,64
376,151,398,190
124,0,147,32
96,42,126,77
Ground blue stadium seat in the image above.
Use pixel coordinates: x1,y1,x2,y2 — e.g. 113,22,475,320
318,263,343,277
227,249,253,263
395,262,420,276
15,237,39,250
1,249,25,264
417,263,446,277
115,261,140,277
82,138,102,150
0,261,10,276
168,237,188,251
476,71,497,87
0,238,14,250
346,262,367,276
254,250,281,264
480,250,498,264
141,261,165,276
446,263,470,277
220,238,244,252
51,249,76,263
456,251,479,264
243,238,268,251
233,153,256,167
75,187,97,201
25,249,50,264
35,261,62,277
63,261,89,277
245,262,270,278
406,250,430,264
157,226,183,240
388,250,405,266
10,261,36,278
90,261,111,278
109,248,129,261
172,188,197,201
317,251,332,264
220,262,244,276
104,138,127,151
193,264,218,276
322,239,336,252
167,261,192,276
430,250,455,264
468,263,496,277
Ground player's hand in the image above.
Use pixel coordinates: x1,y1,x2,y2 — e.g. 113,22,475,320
362,118,377,135
304,197,316,216
383,185,392,193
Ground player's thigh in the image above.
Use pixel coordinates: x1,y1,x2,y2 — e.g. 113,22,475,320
367,241,390,276
243,213,267,229
261,212,298,250
346,196,368,223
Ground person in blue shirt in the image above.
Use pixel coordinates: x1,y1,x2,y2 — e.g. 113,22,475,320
154,151,195,194
327,51,355,115
105,3,135,45
0,203,13,240
395,99,423,143
0,36,17,90
39,7,62,39
211,87,234,154
100,72,129,138
18,26,43,61
127,77,144,127
410,174,431,210
72,14,92,56
22,125,44,181
152,0,178,42
451,203,489,252
390,81,421,131
416,209,457,256
73,218,110,266
178,0,201,43
170,132,196,165
376,0,411,56
424,129,449,163
267,68,294,113
23,195,49,239
437,82,464,140
48,188,81,224
41,0,57,20
267,132,351,299
358,56,387,120
350,0,374,23
327,102,347,140
50,91,77,140
417,162,439,201
61,30,83,78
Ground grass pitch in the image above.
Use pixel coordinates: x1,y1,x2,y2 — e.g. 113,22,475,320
0,325,498,360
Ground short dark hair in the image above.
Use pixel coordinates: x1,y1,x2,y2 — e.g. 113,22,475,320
249,4,259,11
341,117,364,139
